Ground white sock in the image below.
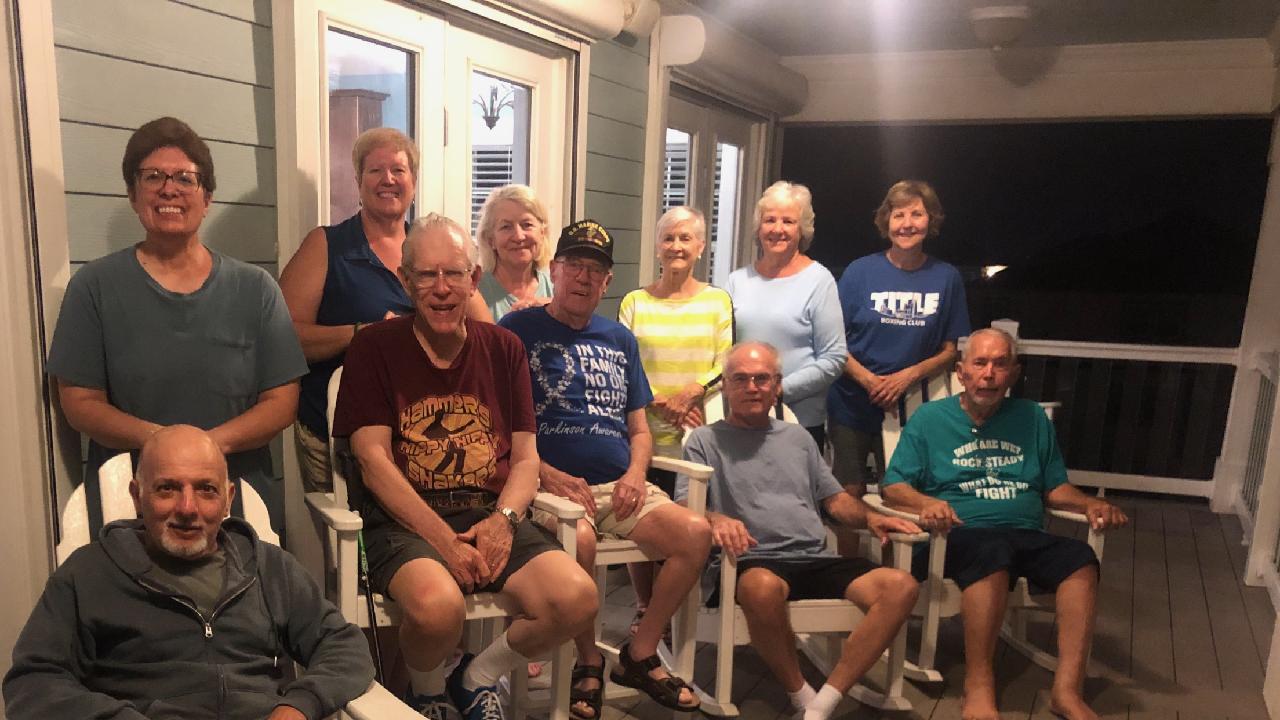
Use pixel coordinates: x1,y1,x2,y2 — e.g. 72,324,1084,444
408,663,446,697
463,633,530,691
802,684,842,720
787,682,817,711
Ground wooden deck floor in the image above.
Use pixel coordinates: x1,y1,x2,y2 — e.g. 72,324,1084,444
587,493,1274,720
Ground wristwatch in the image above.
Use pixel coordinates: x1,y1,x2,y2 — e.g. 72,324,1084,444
497,506,521,531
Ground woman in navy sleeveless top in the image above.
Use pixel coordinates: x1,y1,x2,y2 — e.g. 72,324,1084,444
280,128,430,491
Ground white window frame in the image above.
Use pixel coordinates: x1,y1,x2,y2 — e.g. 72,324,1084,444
640,26,769,285
273,0,589,267
4,0,61,597
656,89,765,285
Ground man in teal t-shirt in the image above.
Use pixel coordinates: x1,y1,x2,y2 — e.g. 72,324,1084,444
882,328,1127,720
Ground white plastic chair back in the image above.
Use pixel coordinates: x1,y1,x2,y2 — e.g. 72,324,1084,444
881,371,953,468
56,452,279,565
327,367,350,513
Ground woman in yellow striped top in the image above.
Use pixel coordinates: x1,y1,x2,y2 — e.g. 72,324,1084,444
617,205,733,634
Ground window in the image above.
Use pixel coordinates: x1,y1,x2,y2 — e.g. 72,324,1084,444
664,92,761,285
325,28,415,221
279,0,575,260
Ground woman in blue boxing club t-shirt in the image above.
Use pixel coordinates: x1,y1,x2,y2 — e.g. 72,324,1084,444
827,180,971,496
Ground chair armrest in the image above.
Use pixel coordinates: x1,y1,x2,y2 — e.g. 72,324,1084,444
304,492,363,532
887,531,929,544
532,492,586,520
863,493,924,523
1046,507,1107,559
653,456,712,516
1047,508,1087,524
652,455,713,481
345,681,422,720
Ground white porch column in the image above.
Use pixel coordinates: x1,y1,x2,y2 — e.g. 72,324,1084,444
1215,114,1280,514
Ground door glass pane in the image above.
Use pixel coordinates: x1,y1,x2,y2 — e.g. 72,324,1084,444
326,28,414,221
709,142,742,287
470,72,531,231
663,128,691,211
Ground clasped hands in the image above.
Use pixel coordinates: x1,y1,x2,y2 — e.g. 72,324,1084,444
860,367,921,416
651,383,707,429
442,512,513,593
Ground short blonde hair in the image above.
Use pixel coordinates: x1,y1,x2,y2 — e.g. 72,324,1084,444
476,184,551,272
351,127,419,183
754,181,816,252
873,180,945,240
401,213,477,269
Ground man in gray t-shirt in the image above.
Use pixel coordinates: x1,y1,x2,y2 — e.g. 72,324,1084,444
676,341,920,720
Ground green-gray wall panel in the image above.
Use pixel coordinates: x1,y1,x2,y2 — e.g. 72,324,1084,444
586,113,645,162
189,0,271,25
587,74,647,126
588,39,647,91
54,48,274,146
52,0,276,268
583,191,641,233
585,153,643,197
585,38,648,299
53,0,272,86
61,122,275,206
66,196,277,264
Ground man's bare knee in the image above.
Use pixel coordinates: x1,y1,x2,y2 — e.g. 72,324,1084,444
736,569,788,616
639,505,711,558
394,565,466,640
878,567,919,609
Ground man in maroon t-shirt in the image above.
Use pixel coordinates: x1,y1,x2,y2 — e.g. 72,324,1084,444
332,213,596,720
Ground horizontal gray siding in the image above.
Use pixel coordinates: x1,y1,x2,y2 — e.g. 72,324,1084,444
52,0,276,269
583,37,649,317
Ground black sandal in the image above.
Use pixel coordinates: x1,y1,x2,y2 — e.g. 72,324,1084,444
570,662,605,720
608,642,699,712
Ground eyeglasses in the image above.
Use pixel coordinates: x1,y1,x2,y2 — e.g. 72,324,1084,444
136,168,203,193
727,373,778,388
555,257,609,280
404,266,473,290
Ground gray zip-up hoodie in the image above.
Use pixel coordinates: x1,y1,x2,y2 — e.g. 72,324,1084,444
3,517,374,719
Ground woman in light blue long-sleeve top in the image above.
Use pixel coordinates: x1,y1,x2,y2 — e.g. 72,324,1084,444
725,181,845,451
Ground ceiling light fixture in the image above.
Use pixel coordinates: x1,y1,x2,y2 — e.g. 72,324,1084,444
969,4,1031,51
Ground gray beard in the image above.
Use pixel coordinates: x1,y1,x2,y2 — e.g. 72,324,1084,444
159,532,209,560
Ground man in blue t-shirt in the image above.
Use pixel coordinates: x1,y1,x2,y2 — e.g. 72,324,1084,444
500,220,711,716
881,328,1127,720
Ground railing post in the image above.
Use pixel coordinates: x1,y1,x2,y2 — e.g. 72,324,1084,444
1244,353,1280,592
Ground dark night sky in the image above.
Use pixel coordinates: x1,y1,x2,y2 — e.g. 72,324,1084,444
780,118,1272,345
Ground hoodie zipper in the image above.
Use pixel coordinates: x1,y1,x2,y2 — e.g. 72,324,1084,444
136,574,261,717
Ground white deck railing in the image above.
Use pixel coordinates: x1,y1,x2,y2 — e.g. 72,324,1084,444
1240,352,1278,535
989,334,1238,498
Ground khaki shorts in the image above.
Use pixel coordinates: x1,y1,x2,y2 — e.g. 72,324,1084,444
534,480,673,539
293,421,332,494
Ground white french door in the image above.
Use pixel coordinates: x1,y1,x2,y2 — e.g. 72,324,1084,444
444,24,569,236
284,0,574,257
663,92,761,287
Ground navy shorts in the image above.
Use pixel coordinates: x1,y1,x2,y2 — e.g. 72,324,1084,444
911,527,1098,592
362,501,562,599
706,555,879,608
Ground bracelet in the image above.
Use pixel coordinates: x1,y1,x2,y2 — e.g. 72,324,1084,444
353,321,363,337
